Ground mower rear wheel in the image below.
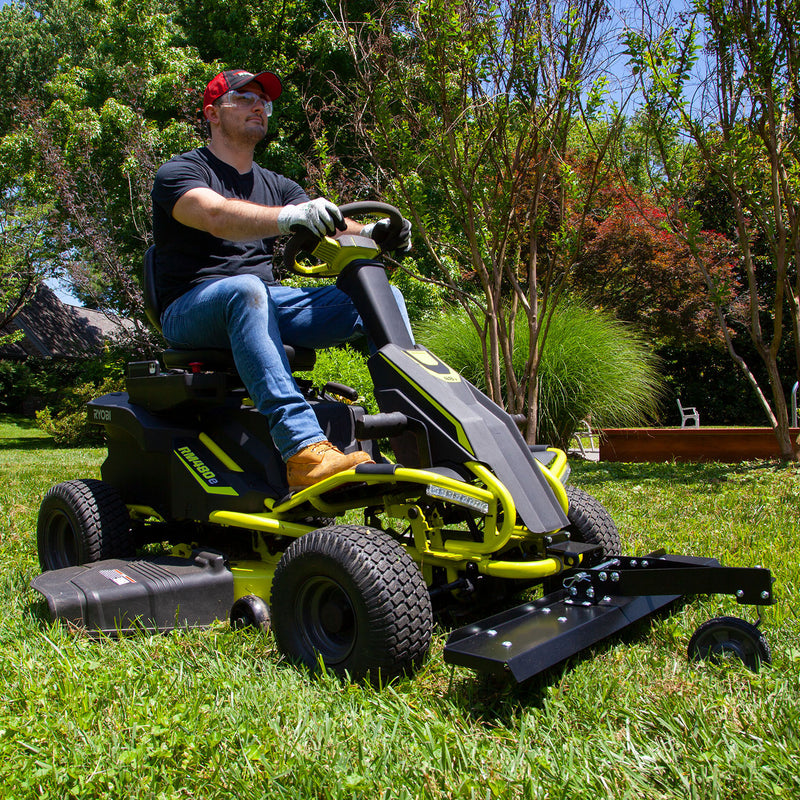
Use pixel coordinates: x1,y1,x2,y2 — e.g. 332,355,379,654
37,479,134,571
565,485,621,557
270,524,432,682
688,616,771,672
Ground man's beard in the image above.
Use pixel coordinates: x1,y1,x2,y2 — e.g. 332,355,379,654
218,113,268,149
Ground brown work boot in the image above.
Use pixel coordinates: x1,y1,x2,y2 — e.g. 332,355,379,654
286,440,374,490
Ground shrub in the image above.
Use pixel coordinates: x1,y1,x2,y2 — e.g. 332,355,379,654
415,300,664,448
35,376,125,446
304,344,378,414
0,352,126,416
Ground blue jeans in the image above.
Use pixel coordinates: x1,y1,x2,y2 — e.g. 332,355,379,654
161,275,412,460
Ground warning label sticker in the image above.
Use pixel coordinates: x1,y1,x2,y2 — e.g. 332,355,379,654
99,569,136,586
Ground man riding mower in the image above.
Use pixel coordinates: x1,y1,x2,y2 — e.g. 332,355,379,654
31,203,775,683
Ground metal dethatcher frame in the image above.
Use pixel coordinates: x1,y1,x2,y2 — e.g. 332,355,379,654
444,553,775,682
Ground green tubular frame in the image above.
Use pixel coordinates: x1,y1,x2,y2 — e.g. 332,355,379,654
206,456,574,582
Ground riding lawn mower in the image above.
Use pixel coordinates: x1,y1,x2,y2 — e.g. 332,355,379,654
30,202,775,683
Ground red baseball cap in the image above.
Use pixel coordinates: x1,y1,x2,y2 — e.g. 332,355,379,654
203,69,283,108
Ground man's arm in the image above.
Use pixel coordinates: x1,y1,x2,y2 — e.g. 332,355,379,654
172,187,361,240
172,187,281,240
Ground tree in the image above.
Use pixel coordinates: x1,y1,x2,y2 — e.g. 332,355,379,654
0,190,52,348
573,182,742,348
625,0,800,459
330,0,633,442
0,0,374,333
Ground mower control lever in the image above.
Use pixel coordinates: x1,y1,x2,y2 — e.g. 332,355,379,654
355,411,409,440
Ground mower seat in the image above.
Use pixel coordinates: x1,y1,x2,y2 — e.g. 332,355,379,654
143,246,316,373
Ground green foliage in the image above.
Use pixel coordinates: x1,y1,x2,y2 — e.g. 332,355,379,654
386,261,447,323
35,375,125,446
304,345,377,415
417,301,664,448
623,0,800,457
0,355,125,415
0,0,377,319
332,0,627,436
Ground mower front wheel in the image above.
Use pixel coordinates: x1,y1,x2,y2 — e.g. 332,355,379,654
688,616,771,672
565,484,622,557
37,479,134,571
270,525,432,682
230,595,271,633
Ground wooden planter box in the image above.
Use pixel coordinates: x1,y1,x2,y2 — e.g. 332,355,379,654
599,427,800,463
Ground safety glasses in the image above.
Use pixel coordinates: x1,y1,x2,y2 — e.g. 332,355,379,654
217,90,273,116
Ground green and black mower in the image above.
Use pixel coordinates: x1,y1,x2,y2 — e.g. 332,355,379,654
31,203,776,683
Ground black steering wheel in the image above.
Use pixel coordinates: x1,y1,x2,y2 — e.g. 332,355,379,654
282,201,405,272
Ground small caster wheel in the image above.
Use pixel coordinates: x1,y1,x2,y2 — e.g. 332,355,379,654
230,595,271,632
688,616,771,672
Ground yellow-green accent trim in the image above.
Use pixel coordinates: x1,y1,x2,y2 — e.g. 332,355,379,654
199,433,243,472
290,235,381,277
126,505,165,522
272,465,493,516
477,557,563,579
208,510,316,537
441,462,515,555
175,450,239,496
544,447,568,482
230,558,279,601
378,352,474,454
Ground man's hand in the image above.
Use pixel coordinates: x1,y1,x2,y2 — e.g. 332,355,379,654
277,198,345,237
361,216,413,255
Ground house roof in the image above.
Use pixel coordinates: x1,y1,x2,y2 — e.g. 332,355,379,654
0,283,133,360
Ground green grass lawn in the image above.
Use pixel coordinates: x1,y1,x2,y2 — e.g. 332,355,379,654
1,414,798,799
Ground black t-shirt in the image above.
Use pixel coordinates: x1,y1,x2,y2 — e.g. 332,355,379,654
151,147,309,309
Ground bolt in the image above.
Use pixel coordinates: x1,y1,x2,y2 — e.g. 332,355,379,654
761,591,770,600
611,572,620,582
502,641,512,648
736,590,744,599
630,559,638,568
603,596,611,603
642,560,649,568
599,572,608,582
558,616,568,623
586,588,596,599
569,587,578,596
542,607,552,614
486,629,497,637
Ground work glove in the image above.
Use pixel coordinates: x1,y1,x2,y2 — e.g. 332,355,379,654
361,216,413,255
277,198,345,237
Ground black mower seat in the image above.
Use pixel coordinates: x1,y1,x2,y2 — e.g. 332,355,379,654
160,344,316,373
143,246,316,373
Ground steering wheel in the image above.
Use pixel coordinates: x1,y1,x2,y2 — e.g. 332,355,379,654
282,201,405,273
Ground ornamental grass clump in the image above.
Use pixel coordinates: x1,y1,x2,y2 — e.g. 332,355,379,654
416,301,664,448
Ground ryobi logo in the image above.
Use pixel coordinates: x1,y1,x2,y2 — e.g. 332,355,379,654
406,350,462,383
92,407,112,422
176,446,218,484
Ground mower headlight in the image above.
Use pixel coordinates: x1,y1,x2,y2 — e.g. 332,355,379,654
426,484,490,515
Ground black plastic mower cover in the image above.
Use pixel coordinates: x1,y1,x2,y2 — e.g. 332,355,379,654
31,551,234,635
